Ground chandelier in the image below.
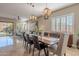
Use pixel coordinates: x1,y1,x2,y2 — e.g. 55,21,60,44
43,3,52,19
27,3,35,8
29,15,37,21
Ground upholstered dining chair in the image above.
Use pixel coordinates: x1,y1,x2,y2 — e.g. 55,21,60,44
49,33,69,56
32,35,49,56
26,34,33,53
23,32,28,48
60,33,69,56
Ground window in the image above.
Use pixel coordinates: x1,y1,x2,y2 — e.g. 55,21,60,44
56,17,61,32
16,22,28,35
66,15,74,33
60,16,66,32
0,22,13,48
0,22,13,36
51,13,74,34
51,17,56,32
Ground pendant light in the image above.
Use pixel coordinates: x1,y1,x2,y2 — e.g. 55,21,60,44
43,1,52,19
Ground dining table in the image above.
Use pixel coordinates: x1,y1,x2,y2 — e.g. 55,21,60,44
29,34,59,56
38,36,59,45
29,34,59,45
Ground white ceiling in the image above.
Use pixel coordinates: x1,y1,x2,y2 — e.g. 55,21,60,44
0,3,74,19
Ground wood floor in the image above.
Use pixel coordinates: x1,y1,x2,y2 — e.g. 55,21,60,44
0,36,79,56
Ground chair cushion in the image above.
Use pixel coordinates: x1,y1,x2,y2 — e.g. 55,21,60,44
50,44,57,50
50,37,59,45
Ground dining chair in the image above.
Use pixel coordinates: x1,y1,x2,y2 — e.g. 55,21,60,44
50,33,69,56
32,35,49,56
60,33,69,56
26,34,33,53
44,32,48,37
23,32,28,48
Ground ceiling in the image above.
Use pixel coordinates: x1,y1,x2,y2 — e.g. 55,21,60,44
0,3,74,20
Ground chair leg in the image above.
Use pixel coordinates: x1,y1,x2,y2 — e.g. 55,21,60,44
64,53,66,56
46,48,49,56
23,40,25,45
44,48,47,56
32,46,35,56
38,50,40,56
26,42,28,47
29,44,31,53
24,42,26,48
25,42,26,46
24,42,28,50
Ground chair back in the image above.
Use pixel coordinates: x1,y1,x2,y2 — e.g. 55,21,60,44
26,34,31,43
56,33,69,56
32,35,40,49
49,32,60,38
61,33,69,55
39,32,42,36
23,32,27,42
44,32,48,37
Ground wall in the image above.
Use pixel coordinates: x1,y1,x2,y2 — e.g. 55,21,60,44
38,17,51,32
38,4,79,46
0,17,15,22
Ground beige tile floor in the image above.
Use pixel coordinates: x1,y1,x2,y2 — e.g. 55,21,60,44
66,47,79,56
0,36,79,56
0,44,79,56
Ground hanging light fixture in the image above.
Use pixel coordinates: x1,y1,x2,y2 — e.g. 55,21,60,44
29,3,38,22
27,3,35,8
43,1,52,19
29,15,37,21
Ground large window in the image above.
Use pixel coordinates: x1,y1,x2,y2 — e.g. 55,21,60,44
51,17,56,32
15,21,35,35
16,22,28,35
51,13,74,34
0,22,13,48
56,17,61,32
0,22,13,36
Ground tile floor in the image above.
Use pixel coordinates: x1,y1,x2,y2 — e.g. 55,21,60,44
0,36,79,56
